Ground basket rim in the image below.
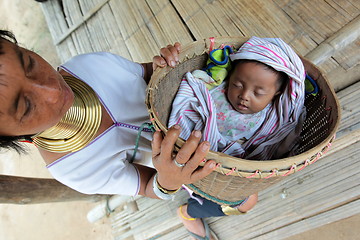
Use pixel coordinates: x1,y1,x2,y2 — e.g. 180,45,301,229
146,36,341,178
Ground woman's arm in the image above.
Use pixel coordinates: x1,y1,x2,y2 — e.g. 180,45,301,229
141,42,181,84
136,125,217,199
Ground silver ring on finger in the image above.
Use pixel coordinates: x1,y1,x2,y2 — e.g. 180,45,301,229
174,159,186,168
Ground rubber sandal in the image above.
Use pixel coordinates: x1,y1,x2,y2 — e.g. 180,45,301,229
187,218,219,240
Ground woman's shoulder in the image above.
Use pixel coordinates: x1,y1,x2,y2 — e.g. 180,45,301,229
63,52,138,69
66,52,118,61
61,52,143,78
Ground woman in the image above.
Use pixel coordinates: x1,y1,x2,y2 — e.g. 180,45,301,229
0,30,217,199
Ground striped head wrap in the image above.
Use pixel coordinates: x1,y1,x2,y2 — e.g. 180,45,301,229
230,36,306,159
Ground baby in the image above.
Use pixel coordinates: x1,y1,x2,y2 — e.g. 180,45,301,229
207,58,288,144
169,36,306,160
171,36,306,239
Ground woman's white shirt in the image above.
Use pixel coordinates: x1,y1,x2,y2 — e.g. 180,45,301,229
47,52,153,196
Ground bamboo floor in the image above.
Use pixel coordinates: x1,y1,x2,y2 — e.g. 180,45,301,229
40,0,360,239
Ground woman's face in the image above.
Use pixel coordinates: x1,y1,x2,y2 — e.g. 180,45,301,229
227,61,280,114
0,40,74,136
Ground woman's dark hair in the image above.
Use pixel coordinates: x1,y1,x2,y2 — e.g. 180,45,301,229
231,59,289,94
0,30,18,53
0,136,33,153
0,30,30,152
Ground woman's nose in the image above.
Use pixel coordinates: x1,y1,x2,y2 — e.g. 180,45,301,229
33,81,61,104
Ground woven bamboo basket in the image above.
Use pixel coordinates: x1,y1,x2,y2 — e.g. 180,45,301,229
146,37,341,205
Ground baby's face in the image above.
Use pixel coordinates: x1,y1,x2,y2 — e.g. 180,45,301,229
227,61,280,114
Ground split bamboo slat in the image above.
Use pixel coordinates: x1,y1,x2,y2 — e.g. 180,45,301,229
55,0,109,45
171,0,316,53
78,0,107,13
273,0,358,44
40,0,359,75
109,0,169,62
273,0,360,88
109,0,194,62
334,39,360,70
256,199,360,240
111,192,189,240
305,15,360,66
40,0,68,38
145,0,194,45
335,81,360,138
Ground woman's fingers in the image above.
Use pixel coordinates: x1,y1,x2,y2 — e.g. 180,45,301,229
152,55,167,70
173,42,181,53
163,43,180,62
154,125,181,164
159,43,181,67
152,124,216,190
181,139,214,178
173,130,202,165
181,140,210,170
189,159,217,183
152,42,181,70
160,49,176,67
151,131,163,159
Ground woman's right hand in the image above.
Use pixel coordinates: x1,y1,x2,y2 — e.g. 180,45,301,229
152,42,181,70
152,125,217,191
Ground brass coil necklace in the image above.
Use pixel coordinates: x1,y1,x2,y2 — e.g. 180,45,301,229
32,76,102,153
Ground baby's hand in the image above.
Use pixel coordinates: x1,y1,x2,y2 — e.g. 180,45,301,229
152,42,181,70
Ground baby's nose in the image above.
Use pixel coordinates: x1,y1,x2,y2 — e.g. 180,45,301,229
240,90,250,100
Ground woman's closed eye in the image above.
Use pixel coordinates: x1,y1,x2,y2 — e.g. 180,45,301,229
21,97,32,120
26,55,35,74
